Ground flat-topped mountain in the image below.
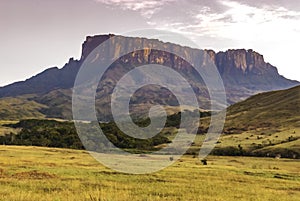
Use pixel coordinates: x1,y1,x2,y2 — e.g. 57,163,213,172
0,34,298,119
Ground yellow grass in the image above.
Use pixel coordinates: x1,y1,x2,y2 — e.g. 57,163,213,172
0,146,299,201
215,127,300,153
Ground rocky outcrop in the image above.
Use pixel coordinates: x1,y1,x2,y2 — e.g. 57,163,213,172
204,49,296,92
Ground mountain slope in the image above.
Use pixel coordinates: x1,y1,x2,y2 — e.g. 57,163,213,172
224,85,300,132
0,96,46,120
0,58,80,97
205,85,300,158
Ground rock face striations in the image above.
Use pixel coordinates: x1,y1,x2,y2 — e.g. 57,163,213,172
0,34,298,118
215,49,292,89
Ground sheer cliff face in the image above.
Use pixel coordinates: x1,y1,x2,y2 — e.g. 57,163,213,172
0,34,298,114
210,49,293,91
80,35,296,89
215,49,265,74
78,35,298,103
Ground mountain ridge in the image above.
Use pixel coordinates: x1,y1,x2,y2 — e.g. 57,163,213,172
0,34,298,99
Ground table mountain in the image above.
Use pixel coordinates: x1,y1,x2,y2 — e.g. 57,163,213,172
0,34,298,119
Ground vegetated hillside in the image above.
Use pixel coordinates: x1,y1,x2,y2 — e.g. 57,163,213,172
0,89,72,120
0,88,200,120
0,96,46,120
32,89,73,119
205,85,300,158
0,34,298,120
224,85,300,133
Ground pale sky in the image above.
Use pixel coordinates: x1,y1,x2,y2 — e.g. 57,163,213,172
0,0,300,86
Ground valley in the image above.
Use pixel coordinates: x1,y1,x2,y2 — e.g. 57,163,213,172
0,34,299,201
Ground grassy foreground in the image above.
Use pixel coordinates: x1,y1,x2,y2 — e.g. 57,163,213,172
0,146,299,201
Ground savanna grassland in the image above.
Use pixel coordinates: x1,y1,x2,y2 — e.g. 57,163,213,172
0,146,299,201
0,86,299,201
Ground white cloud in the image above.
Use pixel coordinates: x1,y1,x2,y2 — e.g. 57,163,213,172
154,1,300,80
154,1,300,43
95,0,176,18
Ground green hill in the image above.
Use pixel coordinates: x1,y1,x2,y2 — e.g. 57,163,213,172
0,96,46,120
224,85,300,132
0,89,72,120
207,85,300,158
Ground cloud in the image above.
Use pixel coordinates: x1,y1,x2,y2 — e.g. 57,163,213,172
144,0,300,43
93,0,300,49
95,0,176,18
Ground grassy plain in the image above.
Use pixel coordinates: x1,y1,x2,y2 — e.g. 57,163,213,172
0,146,299,201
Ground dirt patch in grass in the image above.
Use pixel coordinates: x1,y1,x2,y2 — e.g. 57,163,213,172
0,168,5,178
228,159,245,165
44,163,57,167
94,170,131,176
13,170,57,180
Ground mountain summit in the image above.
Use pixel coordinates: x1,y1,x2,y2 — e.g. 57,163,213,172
0,34,298,119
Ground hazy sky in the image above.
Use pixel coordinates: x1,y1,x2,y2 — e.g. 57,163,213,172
0,0,300,86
